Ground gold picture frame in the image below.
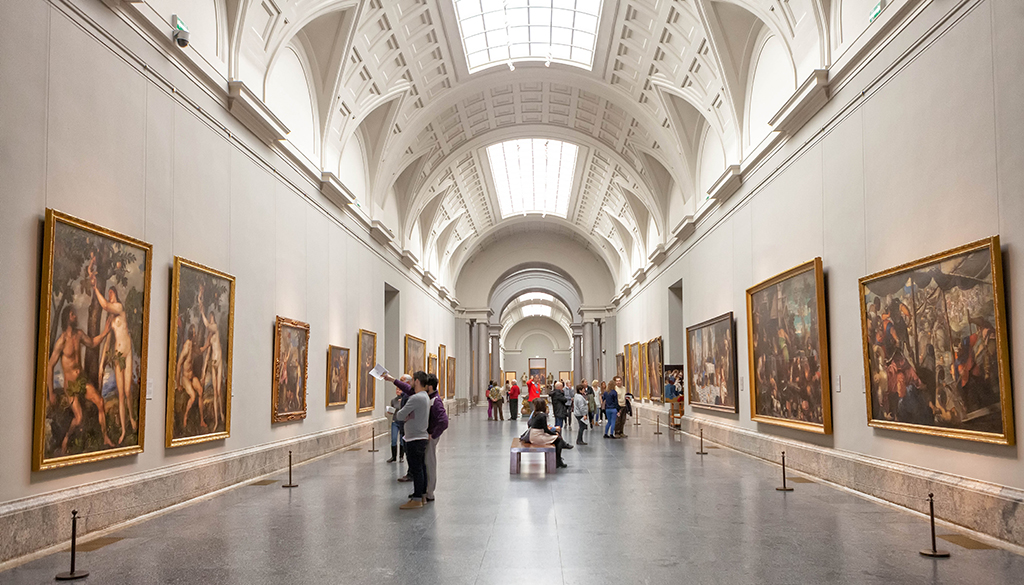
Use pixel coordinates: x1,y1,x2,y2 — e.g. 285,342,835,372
859,237,1014,445
640,341,650,400
166,257,236,448
685,313,738,413
428,353,438,376
446,356,456,400
629,342,641,397
438,344,447,398
404,334,426,375
272,316,309,423
558,371,573,386
326,345,349,407
504,371,517,385
647,336,664,402
34,209,154,471
357,329,377,413
747,258,832,434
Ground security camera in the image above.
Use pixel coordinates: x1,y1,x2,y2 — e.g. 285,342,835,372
174,29,190,48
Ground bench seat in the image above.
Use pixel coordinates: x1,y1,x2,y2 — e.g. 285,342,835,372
510,438,556,474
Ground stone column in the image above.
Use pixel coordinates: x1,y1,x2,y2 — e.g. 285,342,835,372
572,323,584,387
489,324,501,385
582,321,595,384
469,320,479,404
477,322,489,402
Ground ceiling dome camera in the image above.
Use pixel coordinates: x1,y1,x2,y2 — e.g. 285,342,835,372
174,29,190,48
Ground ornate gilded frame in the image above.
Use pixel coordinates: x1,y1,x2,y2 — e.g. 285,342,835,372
446,356,456,400
326,344,349,407
746,258,832,434
166,257,236,447
685,313,738,413
34,209,154,470
271,316,309,423
438,344,447,397
640,342,650,399
630,342,641,397
404,333,426,375
647,336,664,403
859,237,1014,445
428,353,438,376
357,329,377,414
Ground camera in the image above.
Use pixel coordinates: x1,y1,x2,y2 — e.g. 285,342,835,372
174,29,190,48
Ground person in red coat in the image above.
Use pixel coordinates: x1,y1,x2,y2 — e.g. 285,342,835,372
508,382,521,420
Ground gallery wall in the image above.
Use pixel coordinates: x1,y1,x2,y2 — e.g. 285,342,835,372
0,0,458,504
615,0,1024,490
502,317,573,385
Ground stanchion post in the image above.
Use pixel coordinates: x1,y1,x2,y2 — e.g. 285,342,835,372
282,450,298,488
368,428,379,453
55,510,89,581
919,493,951,558
776,451,793,492
695,428,708,455
654,414,663,435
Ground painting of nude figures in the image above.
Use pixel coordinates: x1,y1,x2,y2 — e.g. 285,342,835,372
686,313,738,413
166,258,235,447
438,344,447,398
747,258,832,434
647,337,664,402
33,209,153,471
446,356,456,400
326,345,349,407
357,329,377,413
405,334,426,375
860,237,1014,445
272,317,309,423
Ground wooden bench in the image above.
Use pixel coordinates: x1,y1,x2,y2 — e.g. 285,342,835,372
669,401,684,428
510,438,556,474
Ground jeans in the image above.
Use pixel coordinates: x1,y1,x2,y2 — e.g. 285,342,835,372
406,439,428,498
554,416,565,430
509,398,518,419
576,416,587,443
425,436,439,498
605,408,618,436
390,421,401,447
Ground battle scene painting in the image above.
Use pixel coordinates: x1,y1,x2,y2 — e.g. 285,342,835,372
686,313,738,413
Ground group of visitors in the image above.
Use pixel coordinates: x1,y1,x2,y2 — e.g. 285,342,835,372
485,379,530,420
383,371,449,510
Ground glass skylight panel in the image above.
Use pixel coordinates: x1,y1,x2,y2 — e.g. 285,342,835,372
519,292,555,303
521,304,553,318
454,0,601,72
487,139,578,218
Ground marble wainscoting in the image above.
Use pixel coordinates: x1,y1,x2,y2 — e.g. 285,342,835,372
633,403,1024,548
0,417,388,567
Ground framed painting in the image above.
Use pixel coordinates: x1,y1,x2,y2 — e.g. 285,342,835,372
528,357,547,391
272,316,309,423
446,356,456,400
504,371,517,385
859,237,1014,444
640,342,650,399
166,257,236,447
404,334,426,375
747,258,832,434
326,345,349,407
438,344,447,398
357,329,377,413
647,337,664,402
616,353,625,380
33,209,153,471
664,364,686,402
428,353,438,376
558,371,573,386
686,313,738,413
629,342,641,398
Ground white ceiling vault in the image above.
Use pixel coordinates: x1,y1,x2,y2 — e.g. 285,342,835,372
118,0,869,302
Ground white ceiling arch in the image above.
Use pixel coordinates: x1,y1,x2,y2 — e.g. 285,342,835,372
488,264,585,326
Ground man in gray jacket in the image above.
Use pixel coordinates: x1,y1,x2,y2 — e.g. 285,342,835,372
395,371,431,510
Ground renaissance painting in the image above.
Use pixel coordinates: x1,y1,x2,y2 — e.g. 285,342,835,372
166,257,235,447
272,317,308,422
686,313,738,413
326,345,349,407
640,342,650,399
438,344,447,398
647,337,664,402
629,342,641,397
405,334,426,375
428,354,438,376
616,353,625,380
357,329,377,413
664,364,686,402
446,357,456,400
529,357,547,391
34,210,153,471
747,258,832,434
860,237,1014,444
504,371,517,385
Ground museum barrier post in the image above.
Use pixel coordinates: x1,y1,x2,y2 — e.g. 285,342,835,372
654,415,663,435
920,494,950,558
776,452,793,492
282,451,298,489
55,510,88,581
368,432,379,453
695,428,708,456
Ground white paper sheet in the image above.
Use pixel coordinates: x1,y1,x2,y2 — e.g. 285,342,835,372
369,364,388,380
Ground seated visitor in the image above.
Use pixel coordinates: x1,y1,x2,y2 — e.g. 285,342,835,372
525,398,573,468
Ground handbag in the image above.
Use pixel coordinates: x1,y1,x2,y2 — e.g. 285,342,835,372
519,428,531,443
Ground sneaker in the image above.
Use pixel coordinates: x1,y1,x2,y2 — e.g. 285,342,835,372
386,457,396,463
399,499,424,510
397,475,412,482
578,441,588,446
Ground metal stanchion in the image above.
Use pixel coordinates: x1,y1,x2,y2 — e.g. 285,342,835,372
282,450,298,488
776,451,793,492
695,428,708,455
368,430,379,453
920,493,951,558
654,415,663,435
55,510,88,581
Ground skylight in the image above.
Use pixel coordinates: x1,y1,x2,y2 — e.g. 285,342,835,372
520,304,553,318
486,139,578,218
518,292,555,303
453,0,601,72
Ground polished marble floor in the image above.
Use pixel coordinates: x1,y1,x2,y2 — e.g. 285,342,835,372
4,408,1023,584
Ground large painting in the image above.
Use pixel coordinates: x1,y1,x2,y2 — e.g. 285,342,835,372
428,354,438,376
686,313,738,413
357,329,377,413
628,342,641,397
558,371,573,386
326,345,349,407
438,344,447,398
747,258,832,434
166,257,235,447
859,237,1014,444
528,357,547,391
405,334,426,375
664,364,686,402
616,353,625,380
34,210,153,470
272,317,309,423
647,337,664,402
446,356,456,400
640,342,650,399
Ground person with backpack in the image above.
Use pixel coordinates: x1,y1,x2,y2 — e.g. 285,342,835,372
423,374,448,502
549,381,569,429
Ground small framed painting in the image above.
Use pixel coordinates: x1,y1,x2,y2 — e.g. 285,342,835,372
326,345,349,407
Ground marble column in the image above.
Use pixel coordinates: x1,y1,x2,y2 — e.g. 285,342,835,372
477,322,489,402
582,321,595,384
489,325,501,384
469,320,479,404
572,323,584,387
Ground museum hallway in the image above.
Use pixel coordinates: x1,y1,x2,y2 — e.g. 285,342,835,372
2,408,1022,585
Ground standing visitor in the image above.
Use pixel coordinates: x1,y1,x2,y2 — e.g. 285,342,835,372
588,380,599,427
613,376,628,438
394,371,431,509
423,374,449,503
490,382,505,421
549,382,569,429
486,381,495,420
526,398,573,468
508,381,521,420
384,373,415,481
386,386,404,463
602,382,619,439
564,383,575,430
573,384,589,445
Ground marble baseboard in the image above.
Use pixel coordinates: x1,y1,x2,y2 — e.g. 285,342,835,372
634,404,1024,547
0,417,388,566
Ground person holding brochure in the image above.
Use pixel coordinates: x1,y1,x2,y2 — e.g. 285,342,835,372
392,371,431,509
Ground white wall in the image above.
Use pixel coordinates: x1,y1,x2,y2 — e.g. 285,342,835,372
502,317,572,382
0,0,456,504
617,0,1024,490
